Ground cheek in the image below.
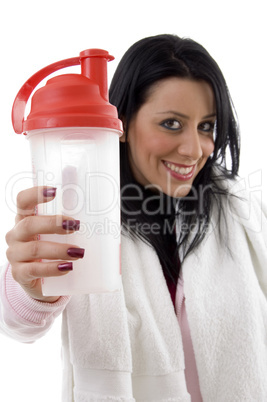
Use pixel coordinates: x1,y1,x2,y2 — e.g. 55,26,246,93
202,138,215,157
148,136,173,156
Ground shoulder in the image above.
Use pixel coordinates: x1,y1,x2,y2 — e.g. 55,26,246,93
214,174,266,234
210,173,267,271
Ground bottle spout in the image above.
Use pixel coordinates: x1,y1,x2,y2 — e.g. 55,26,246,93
79,49,114,102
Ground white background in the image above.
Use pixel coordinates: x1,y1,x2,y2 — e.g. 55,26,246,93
0,0,266,400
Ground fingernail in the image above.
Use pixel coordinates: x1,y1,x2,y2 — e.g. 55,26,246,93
67,248,85,258
58,262,73,271
43,187,57,197
62,220,80,231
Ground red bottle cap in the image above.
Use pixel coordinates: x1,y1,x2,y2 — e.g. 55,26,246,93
12,49,123,135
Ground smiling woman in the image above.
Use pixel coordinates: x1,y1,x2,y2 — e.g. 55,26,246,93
124,78,216,197
109,34,240,281
1,33,267,402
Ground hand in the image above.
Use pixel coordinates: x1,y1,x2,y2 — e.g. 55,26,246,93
5,186,84,303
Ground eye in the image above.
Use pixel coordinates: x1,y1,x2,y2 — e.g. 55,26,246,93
199,121,216,133
160,119,182,131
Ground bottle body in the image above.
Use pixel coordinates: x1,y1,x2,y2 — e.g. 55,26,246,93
27,127,121,296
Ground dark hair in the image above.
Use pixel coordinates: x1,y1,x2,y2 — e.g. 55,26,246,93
109,34,240,284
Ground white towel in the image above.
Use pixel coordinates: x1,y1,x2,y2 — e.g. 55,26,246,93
182,182,267,401
61,178,267,401
63,236,190,401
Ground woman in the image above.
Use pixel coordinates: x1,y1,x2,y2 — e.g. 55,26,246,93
1,34,267,401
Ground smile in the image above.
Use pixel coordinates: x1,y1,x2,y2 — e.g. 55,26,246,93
163,161,194,174
163,161,195,180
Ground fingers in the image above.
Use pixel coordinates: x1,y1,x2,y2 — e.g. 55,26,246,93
6,185,85,301
16,186,57,223
8,240,85,294
6,239,85,264
11,260,75,302
12,260,74,284
6,216,80,243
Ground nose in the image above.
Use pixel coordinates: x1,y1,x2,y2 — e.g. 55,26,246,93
176,129,203,161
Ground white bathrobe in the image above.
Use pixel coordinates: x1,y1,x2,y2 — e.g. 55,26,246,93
1,179,267,401
60,179,267,401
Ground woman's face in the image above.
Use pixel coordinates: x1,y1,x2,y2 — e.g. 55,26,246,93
123,77,216,198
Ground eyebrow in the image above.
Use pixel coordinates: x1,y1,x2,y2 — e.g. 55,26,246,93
156,111,217,119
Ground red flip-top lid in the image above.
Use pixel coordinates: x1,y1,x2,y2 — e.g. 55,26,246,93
12,49,123,134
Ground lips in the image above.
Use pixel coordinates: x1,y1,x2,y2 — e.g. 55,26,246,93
163,160,196,181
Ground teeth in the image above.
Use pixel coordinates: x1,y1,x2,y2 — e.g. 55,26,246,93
165,162,193,175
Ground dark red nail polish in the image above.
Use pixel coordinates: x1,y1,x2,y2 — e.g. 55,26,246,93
67,248,85,258
58,262,73,271
43,187,57,197
62,220,80,231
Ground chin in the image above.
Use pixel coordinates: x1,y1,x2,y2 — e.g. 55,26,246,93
162,182,193,199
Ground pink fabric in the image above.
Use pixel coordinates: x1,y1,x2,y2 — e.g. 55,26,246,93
176,277,203,402
0,264,70,342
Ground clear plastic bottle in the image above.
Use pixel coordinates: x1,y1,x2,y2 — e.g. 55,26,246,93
12,49,123,295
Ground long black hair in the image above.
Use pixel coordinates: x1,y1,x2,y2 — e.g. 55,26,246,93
109,34,240,285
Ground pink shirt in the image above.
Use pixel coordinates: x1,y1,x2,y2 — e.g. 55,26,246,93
176,277,203,402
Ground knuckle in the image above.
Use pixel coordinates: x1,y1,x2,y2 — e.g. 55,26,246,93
5,230,12,245
42,263,53,278
10,264,20,283
28,262,50,278
16,190,25,208
47,215,56,228
30,241,40,258
27,263,37,278
21,216,34,233
6,246,13,263
16,187,38,217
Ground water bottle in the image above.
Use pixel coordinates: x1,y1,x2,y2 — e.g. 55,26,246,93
11,49,123,296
